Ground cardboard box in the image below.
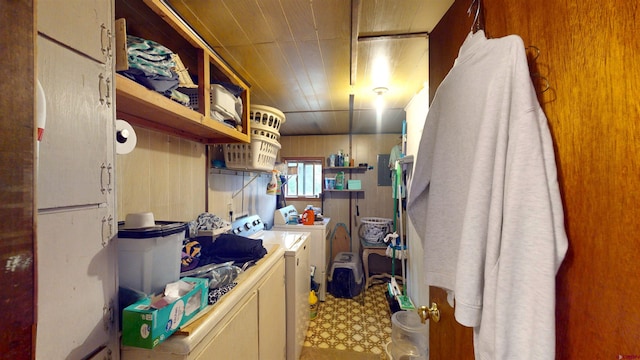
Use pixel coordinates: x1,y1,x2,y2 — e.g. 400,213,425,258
122,277,209,349
347,179,362,190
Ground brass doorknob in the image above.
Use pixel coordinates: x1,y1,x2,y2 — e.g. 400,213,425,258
417,302,440,323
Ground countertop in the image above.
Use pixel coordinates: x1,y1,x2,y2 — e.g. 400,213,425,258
124,243,285,355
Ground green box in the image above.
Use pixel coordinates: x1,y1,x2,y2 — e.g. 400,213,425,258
347,179,362,190
122,277,209,349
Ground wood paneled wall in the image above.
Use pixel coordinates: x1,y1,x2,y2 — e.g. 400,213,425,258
430,0,640,357
279,134,400,251
116,125,207,222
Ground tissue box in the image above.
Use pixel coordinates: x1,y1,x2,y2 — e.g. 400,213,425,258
122,277,209,349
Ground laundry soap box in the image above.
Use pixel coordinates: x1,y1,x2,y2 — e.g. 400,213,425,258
122,277,208,349
347,179,361,190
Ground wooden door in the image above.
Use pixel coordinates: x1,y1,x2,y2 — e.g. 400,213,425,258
427,0,640,358
428,287,474,359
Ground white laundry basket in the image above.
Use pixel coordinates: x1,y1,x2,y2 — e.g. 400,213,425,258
358,217,393,244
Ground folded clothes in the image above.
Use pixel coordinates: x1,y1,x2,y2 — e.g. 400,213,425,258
126,35,176,78
119,68,179,95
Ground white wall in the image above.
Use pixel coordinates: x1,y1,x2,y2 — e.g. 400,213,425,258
404,86,430,308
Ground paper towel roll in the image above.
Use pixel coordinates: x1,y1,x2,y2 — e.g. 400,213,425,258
115,119,137,154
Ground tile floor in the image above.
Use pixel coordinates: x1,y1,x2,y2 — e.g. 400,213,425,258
303,283,392,357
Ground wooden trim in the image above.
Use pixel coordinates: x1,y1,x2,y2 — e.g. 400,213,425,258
0,0,36,357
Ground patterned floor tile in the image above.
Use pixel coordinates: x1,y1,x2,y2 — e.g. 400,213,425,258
304,283,393,355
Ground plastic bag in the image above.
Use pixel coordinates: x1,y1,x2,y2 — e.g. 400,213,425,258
180,261,242,289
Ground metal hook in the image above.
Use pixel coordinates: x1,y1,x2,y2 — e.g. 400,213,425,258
531,73,550,93
526,46,541,61
467,0,483,33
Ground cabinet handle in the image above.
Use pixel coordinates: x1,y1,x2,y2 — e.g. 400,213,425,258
98,73,111,106
101,23,112,58
108,215,114,242
101,215,113,247
106,163,113,193
103,301,114,331
100,163,107,194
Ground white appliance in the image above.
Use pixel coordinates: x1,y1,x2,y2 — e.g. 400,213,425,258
232,215,310,360
273,205,331,301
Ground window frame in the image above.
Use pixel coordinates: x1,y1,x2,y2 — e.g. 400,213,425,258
281,157,325,200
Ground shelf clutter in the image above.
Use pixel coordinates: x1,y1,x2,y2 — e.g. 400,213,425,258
114,0,251,144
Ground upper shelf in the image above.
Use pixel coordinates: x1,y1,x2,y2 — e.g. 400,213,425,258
324,166,370,172
115,0,250,144
116,74,249,143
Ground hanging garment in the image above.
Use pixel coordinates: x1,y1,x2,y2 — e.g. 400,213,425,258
407,30,567,360
389,144,406,198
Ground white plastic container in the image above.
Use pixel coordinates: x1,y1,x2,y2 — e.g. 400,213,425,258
389,310,428,359
117,221,187,295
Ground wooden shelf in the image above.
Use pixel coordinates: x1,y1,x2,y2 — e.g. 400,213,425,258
323,189,364,193
115,0,251,144
324,166,369,172
116,75,249,143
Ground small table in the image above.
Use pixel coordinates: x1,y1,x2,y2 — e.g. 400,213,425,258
360,237,403,289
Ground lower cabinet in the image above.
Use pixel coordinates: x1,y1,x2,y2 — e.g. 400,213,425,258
195,258,285,359
258,258,287,359
122,255,285,360
195,292,259,360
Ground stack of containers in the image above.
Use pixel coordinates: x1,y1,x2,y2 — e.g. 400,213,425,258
222,104,285,172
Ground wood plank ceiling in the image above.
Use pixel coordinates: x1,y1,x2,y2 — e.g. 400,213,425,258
166,0,453,135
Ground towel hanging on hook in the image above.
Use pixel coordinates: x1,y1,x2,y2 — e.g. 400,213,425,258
467,0,484,33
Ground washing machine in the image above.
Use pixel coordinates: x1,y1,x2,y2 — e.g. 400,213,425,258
273,205,331,301
231,215,310,360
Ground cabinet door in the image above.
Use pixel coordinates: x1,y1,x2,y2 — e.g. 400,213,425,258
36,208,118,359
37,0,112,64
258,258,286,359
195,292,259,360
37,35,114,210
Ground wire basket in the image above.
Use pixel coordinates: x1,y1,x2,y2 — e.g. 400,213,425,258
359,217,393,244
222,135,281,172
250,105,286,133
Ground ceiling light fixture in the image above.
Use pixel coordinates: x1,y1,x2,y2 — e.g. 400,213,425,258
373,86,389,115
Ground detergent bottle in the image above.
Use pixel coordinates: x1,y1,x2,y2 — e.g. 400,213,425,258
335,171,345,190
302,207,315,225
309,290,318,319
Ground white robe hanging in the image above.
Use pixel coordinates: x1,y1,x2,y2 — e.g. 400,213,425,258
407,30,568,359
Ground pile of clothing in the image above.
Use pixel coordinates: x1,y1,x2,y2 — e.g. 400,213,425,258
118,35,189,106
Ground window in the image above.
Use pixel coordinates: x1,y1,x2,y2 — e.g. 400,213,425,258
283,158,323,198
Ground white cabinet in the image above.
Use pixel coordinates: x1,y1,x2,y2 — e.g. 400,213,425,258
36,1,117,359
36,208,117,359
194,258,286,360
273,219,331,301
195,292,260,360
37,36,114,210
38,0,112,64
259,259,287,359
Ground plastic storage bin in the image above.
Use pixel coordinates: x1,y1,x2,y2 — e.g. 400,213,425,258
328,252,364,298
117,221,187,295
